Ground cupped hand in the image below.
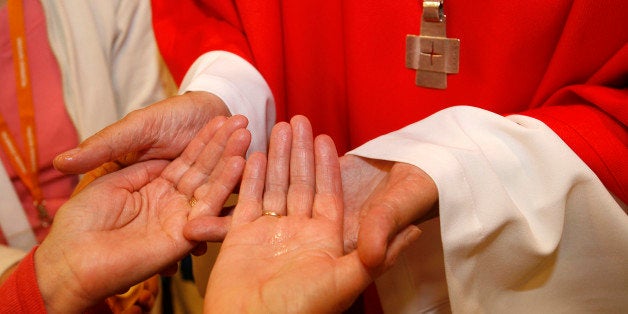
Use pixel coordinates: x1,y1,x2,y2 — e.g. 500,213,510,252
36,116,250,313
340,154,438,272
53,91,230,174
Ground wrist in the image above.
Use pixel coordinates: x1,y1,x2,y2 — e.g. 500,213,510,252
35,242,87,313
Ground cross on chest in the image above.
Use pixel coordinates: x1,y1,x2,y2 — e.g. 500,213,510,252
406,0,459,89
425,42,441,65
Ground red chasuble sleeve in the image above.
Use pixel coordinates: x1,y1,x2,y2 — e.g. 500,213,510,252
151,0,288,120
0,248,123,313
521,0,628,202
150,1,626,311
150,0,254,85
0,249,46,313
525,90,628,203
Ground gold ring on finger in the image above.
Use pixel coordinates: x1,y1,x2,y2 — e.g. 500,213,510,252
262,210,281,218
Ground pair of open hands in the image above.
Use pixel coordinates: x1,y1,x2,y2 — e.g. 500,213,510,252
45,92,438,313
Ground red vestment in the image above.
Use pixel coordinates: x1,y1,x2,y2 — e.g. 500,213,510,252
0,248,110,313
152,0,627,203
0,249,46,313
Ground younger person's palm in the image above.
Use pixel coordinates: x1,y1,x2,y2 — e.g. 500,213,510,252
205,117,416,313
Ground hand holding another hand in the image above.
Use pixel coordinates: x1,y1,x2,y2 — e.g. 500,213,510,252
339,154,438,272
36,115,250,313
204,116,421,312
54,91,230,175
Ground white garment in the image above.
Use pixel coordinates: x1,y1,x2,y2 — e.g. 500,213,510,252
0,0,173,275
186,52,628,312
179,50,275,155
350,106,628,313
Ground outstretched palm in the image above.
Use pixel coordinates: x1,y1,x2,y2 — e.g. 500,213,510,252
205,117,373,313
212,206,360,312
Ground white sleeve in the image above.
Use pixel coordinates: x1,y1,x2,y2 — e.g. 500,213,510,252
349,106,628,313
179,51,276,154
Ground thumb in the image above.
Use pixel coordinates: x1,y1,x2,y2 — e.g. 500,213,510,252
357,163,437,269
333,251,374,311
53,115,152,174
54,92,231,174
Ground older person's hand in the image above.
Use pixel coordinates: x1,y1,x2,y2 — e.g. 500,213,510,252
35,116,250,313
339,155,438,271
53,91,230,174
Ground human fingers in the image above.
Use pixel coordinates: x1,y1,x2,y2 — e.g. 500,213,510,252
159,116,229,183
178,126,250,215
190,241,208,256
106,275,158,314
332,251,374,311
338,155,392,253
54,92,229,174
175,115,249,196
357,163,438,269
71,115,238,199
35,160,171,312
375,225,422,275
262,122,291,216
287,115,315,217
312,135,342,225
232,152,267,226
183,152,266,242
183,216,232,242
188,155,246,220
134,287,156,313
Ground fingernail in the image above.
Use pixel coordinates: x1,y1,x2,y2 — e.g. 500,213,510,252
406,226,422,243
57,148,81,161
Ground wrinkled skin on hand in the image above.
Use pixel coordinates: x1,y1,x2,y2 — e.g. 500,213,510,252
339,155,439,271
54,91,230,175
36,116,250,313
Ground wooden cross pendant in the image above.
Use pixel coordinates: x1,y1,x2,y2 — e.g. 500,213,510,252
406,0,460,89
